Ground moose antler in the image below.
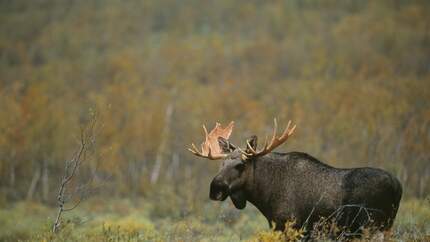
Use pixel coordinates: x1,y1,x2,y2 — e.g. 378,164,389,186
188,121,234,160
243,119,296,157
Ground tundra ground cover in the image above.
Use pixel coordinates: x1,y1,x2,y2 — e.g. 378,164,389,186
0,197,428,241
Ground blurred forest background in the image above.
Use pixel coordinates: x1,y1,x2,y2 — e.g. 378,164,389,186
0,0,429,241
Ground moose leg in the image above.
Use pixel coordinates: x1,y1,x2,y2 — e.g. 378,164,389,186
274,220,285,231
272,218,302,232
266,218,285,231
267,219,273,229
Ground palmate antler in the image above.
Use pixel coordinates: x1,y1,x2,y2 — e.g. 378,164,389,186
188,119,296,160
245,118,296,157
242,119,296,158
188,121,234,160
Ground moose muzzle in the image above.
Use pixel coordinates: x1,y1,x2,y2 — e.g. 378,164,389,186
209,179,229,201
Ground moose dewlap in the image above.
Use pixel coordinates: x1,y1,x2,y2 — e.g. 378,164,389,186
188,119,402,238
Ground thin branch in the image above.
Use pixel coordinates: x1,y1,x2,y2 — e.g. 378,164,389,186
301,193,325,231
52,114,97,233
63,197,82,212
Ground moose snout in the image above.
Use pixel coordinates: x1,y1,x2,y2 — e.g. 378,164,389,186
209,178,229,201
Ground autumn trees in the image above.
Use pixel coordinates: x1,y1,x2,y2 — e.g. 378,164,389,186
0,0,429,205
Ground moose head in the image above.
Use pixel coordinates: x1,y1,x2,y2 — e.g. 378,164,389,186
188,119,296,209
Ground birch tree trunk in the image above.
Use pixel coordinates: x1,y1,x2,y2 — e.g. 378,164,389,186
150,104,173,184
42,159,49,202
165,152,179,182
10,162,15,188
26,165,41,201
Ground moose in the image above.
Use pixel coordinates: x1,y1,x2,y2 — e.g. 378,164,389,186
188,120,402,238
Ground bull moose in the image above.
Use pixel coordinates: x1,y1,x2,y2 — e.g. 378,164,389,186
188,120,402,238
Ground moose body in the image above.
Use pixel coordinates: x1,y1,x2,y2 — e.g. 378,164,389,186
210,151,402,234
189,120,402,237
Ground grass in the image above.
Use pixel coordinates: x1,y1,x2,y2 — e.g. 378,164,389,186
0,198,429,241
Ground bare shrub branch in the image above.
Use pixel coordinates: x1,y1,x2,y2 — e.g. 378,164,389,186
52,114,97,233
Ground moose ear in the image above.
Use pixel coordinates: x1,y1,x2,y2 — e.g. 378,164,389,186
245,135,258,153
218,137,236,153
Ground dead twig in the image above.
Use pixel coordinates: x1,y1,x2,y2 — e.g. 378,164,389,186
52,114,97,233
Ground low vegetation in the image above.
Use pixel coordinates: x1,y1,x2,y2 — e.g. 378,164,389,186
0,197,429,241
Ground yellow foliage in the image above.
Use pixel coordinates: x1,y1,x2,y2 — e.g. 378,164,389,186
249,221,304,242
103,216,155,235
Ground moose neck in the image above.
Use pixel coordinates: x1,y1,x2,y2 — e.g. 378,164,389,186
242,155,282,218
